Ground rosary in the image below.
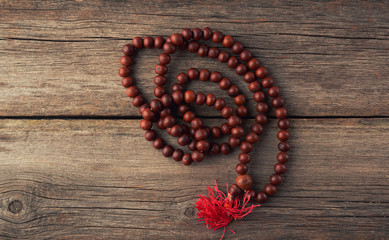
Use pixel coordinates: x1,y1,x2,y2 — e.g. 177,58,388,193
118,27,290,239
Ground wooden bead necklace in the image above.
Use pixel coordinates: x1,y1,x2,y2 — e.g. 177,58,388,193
119,27,290,238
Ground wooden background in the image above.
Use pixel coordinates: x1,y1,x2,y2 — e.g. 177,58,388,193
0,0,388,239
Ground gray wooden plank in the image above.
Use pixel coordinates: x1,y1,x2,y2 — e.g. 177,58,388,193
0,118,388,239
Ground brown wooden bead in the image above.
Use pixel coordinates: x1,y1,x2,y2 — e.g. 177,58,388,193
256,191,268,203
191,150,205,162
211,126,222,138
261,77,274,88
238,153,251,164
190,118,203,130
227,115,241,128
161,94,173,107
221,123,231,135
163,42,176,54
222,35,234,47
208,47,220,58
120,55,133,66
212,31,223,43
172,91,183,105
231,41,244,54
278,141,290,152
202,27,212,40
132,37,143,48
119,67,131,77
195,140,210,152
228,85,240,97
139,104,149,115
177,134,190,146
231,126,244,138
274,163,287,174
248,81,261,93
227,56,239,68
209,143,220,155
228,136,241,148
272,97,285,108
240,141,253,153
171,33,183,46
192,28,202,41
235,163,248,175
142,108,155,121
275,107,288,119
187,68,199,80
181,28,192,40
154,36,165,49
140,119,152,130
199,69,210,81
255,113,268,125
160,108,172,118
248,58,260,70
268,86,280,97
122,77,134,88
256,102,269,113
196,92,206,105
183,111,195,123
277,152,289,163
122,44,135,56
126,86,138,98
234,94,246,105
170,125,183,137
277,130,290,141
210,71,222,83
182,153,193,165
194,128,208,140
198,44,208,57
235,64,247,75
206,93,216,106
187,41,199,52
218,51,229,63
154,75,167,86
145,130,157,141
214,98,226,111
162,145,174,157
229,184,243,198
270,173,282,185
221,106,233,118
132,95,145,107
155,64,168,75
236,174,253,190
178,104,189,114
162,115,176,128
172,149,184,162
219,78,231,90
143,36,154,48
240,49,252,62
153,137,165,149
188,139,197,151
236,106,248,117
220,143,231,155
246,131,259,144
255,67,268,79
243,71,255,83
158,53,171,65
264,183,276,195
150,99,163,113
184,90,196,103
278,119,290,130
253,91,266,102
251,123,264,135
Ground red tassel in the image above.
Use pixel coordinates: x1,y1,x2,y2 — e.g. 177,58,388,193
195,180,260,240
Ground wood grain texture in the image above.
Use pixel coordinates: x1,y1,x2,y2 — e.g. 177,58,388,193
0,119,388,239
0,0,388,117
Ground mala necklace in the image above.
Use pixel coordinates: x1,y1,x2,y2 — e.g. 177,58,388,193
118,27,290,238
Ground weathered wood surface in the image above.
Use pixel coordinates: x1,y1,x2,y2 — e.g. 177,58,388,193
0,119,388,239
0,0,388,239
0,0,388,117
